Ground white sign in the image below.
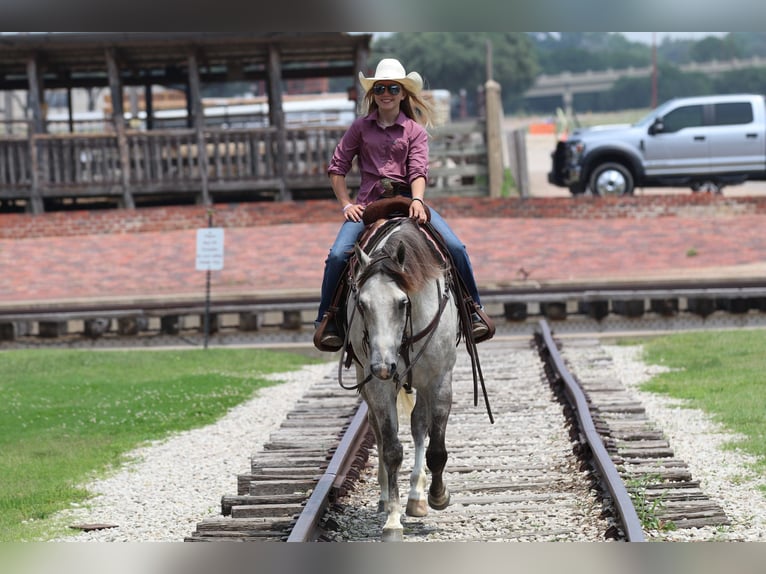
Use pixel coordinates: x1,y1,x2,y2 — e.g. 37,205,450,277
196,228,225,271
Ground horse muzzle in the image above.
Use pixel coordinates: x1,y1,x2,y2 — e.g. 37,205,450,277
370,361,398,381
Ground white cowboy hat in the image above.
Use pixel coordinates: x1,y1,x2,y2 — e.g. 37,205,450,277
358,58,423,95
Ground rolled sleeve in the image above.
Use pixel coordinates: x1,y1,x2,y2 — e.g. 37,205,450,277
327,120,361,176
406,126,429,185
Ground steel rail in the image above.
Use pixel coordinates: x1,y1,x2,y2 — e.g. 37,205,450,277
286,401,370,542
535,318,646,542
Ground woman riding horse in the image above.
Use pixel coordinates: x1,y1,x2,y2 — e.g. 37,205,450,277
314,58,490,351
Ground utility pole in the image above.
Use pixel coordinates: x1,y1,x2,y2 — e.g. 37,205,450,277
651,32,658,108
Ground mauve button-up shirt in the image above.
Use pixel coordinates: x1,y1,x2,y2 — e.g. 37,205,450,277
327,110,429,206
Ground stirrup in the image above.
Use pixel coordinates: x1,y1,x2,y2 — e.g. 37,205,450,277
313,313,343,352
471,312,489,340
321,329,343,350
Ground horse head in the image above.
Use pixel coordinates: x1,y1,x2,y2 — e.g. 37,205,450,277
352,240,410,381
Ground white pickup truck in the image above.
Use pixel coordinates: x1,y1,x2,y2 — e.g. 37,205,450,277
548,93,766,195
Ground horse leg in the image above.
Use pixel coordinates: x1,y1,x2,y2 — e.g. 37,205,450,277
364,388,404,541
426,375,453,511
406,393,429,517
379,415,404,541
366,408,389,513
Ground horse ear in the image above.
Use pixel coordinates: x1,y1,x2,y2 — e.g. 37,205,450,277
354,243,370,269
396,241,406,266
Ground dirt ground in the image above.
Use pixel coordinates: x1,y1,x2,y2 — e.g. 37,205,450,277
518,129,766,198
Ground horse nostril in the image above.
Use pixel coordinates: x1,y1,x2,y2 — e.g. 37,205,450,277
371,362,397,380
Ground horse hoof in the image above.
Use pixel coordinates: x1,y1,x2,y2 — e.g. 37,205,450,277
382,527,404,542
406,498,428,517
428,489,451,511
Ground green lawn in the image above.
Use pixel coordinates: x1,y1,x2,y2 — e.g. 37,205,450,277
637,329,766,479
0,347,322,542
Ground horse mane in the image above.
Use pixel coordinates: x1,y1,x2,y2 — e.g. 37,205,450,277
359,219,447,293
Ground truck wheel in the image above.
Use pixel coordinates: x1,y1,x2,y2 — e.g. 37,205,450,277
691,180,722,194
589,162,634,196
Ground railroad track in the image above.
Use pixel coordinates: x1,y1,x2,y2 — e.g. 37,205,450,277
186,319,730,542
3,280,766,346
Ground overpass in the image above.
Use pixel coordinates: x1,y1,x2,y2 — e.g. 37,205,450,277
525,56,766,115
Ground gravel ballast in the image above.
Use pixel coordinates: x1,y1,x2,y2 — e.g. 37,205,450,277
47,342,766,542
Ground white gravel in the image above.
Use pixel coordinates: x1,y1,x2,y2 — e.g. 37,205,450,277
48,361,332,542
44,341,766,542
600,344,766,541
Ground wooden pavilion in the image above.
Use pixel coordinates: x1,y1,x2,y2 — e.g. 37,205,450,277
0,32,372,212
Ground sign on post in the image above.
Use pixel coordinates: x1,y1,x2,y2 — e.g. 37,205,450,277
196,228,224,271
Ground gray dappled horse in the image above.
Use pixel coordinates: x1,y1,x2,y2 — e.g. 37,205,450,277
345,218,458,542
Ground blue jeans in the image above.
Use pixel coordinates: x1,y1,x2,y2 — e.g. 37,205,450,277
316,208,482,323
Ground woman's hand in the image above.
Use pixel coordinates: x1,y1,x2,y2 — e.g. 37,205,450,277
343,203,365,222
409,198,427,223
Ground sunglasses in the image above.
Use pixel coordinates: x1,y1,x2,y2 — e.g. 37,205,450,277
372,83,402,96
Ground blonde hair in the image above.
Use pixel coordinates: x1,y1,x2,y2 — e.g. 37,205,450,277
361,85,435,129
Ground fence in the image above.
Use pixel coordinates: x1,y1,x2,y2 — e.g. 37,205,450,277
0,120,490,212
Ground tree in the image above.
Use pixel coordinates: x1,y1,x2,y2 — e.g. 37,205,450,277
532,32,650,74
713,67,766,93
655,65,713,101
690,37,743,62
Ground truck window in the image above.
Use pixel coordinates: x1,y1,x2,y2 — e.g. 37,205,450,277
661,104,705,133
712,102,753,125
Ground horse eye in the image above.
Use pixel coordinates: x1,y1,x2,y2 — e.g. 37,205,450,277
398,298,409,310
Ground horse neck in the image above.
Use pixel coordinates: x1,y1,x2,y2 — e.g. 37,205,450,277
406,271,449,329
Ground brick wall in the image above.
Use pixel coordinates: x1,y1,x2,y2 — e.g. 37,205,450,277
2,195,766,239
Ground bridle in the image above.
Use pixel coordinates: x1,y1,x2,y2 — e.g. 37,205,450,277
337,260,453,394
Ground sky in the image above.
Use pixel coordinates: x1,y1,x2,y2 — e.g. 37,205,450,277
617,32,727,44
368,32,728,45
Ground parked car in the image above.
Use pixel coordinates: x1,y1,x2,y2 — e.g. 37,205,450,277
548,93,766,195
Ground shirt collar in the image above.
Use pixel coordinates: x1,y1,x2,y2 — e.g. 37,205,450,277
366,109,406,126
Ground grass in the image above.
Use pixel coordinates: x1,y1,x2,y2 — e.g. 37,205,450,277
636,329,766,479
625,473,675,532
0,347,322,542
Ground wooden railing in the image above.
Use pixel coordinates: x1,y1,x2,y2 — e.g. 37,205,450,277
0,121,488,211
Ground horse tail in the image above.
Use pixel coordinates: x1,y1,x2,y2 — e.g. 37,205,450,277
397,387,415,422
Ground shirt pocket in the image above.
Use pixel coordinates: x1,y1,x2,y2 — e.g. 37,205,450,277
388,138,409,165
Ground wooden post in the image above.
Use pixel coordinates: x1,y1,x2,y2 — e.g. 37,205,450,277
26,127,43,214
26,56,45,134
3,91,13,134
66,85,75,133
25,56,44,214
484,39,504,198
144,84,154,130
188,52,211,205
354,44,368,112
484,79,504,198
267,44,290,200
105,48,135,209
507,128,529,197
